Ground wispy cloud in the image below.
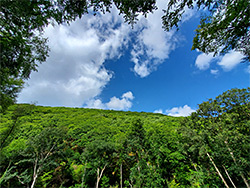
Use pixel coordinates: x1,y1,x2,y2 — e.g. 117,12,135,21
153,109,163,114
246,65,250,74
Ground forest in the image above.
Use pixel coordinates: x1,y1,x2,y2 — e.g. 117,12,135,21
0,87,249,187
1,0,249,187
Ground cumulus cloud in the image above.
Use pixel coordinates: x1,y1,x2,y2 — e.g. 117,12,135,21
195,53,216,70
130,0,189,77
217,51,244,71
121,91,134,100
86,91,134,111
195,51,245,73
17,1,197,107
18,10,130,107
166,105,196,117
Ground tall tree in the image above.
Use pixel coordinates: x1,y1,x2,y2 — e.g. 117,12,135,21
162,0,250,60
180,88,250,187
20,127,67,188
83,139,117,188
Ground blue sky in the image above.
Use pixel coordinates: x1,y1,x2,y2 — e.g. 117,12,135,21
17,1,250,116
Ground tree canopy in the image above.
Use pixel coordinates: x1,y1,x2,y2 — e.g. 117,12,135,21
179,87,250,187
162,0,250,60
0,87,249,187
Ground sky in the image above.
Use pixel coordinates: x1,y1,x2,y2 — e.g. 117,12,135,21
17,0,250,117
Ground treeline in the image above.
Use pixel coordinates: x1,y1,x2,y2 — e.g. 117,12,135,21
0,88,249,187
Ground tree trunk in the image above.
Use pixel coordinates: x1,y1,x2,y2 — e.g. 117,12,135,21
31,174,38,188
31,166,41,188
206,152,229,188
31,144,55,188
31,157,38,188
225,140,250,188
120,163,123,188
96,164,107,188
222,165,236,188
96,168,100,188
81,164,87,188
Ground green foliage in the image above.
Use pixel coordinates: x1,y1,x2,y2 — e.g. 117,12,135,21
167,178,180,188
163,0,250,60
0,76,24,112
40,170,54,187
0,87,249,187
0,162,17,185
179,87,250,187
100,175,110,188
192,0,250,60
0,104,181,187
0,104,35,151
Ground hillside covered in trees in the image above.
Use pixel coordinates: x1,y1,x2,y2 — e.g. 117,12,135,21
0,88,250,187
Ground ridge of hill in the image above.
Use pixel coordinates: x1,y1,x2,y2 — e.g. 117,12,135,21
1,104,181,140
0,104,183,187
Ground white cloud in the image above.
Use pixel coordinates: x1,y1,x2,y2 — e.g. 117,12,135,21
182,6,196,22
130,0,190,78
217,51,244,71
211,69,219,75
132,59,152,78
122,91,134,100
166,105,196,117
85,99,105,109
153,109,163,114
86,91,134,111
154,105,196,117
195,51,245,73
195,53,216,70
18,10,131,107
17,2,197,107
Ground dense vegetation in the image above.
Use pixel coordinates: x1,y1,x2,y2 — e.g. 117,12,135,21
0,88,249,187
